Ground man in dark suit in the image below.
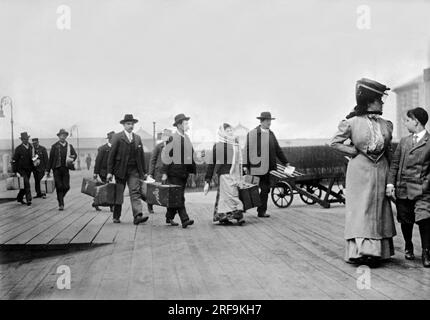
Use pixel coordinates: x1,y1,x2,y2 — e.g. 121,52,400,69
160,114,195,228
387,107,430,267
31,138,49,199
107,114,148,225
46,129,77,211
245,112,289,218
93,131,115,211
12,132,34,205
147,128,172,213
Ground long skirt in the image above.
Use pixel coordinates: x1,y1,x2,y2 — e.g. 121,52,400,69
213,174,244,222
344,153,396,261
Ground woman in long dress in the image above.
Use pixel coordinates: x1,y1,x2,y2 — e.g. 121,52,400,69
330,78,397,266
204,123,245,225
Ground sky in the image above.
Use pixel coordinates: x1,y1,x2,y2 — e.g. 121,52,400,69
1,0,430,141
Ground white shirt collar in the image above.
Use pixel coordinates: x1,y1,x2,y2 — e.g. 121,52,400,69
124,130,133,141
176,129,185,138
414,129,427,142
22,143,30,149
260,127,269,133
59,141,67,147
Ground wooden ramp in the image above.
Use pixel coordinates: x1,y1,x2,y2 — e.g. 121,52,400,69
1,171,430,299
0,172,129,249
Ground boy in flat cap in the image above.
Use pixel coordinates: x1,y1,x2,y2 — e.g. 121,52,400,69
46,129,77,210
92,131,115,211
387,107,430,267
107,115,148,225
12,132,34,205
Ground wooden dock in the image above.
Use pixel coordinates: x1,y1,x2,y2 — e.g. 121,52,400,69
0,171,429,299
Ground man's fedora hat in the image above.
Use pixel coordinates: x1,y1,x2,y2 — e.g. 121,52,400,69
20,132,30,140
257,111,276,120
173,113,190,126
120,114,139,124
106,131,115,138
56,129,69,137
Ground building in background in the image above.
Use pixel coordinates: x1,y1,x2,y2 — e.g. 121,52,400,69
393,67,430,138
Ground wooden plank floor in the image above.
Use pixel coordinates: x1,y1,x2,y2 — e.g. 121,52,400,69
0,170,430,299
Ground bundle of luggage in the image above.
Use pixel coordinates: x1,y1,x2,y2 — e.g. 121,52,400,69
6,176,24,190
81,177,123,206
140,180,184,208
238,175,262,210
40,176,55,193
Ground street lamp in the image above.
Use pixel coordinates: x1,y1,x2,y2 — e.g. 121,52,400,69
70,124,81,170
0,96,15,156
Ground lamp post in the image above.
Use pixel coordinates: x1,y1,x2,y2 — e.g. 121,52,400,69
0,96,14,158
70,124,81,170
153,121,156,148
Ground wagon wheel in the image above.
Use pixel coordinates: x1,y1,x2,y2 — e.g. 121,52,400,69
299,184,322,205
271,182,294,208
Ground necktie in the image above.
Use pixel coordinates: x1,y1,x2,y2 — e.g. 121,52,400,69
413,135,418,146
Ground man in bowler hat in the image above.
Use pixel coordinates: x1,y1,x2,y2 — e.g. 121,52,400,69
93,131,115,211
31,138,49,199
12,132,34,205
107,115,148,225
245,112,289,218
160,114,195,228
46,129,77,210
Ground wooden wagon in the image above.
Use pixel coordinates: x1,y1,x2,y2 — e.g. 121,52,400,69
269,146,348,209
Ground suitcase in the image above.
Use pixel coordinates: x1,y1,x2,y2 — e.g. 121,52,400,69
143,182,184,208
238,183,262,210
243,175,260,185
81,178,103,197
40,176,55,193
93,183,124,206
6,176,24,190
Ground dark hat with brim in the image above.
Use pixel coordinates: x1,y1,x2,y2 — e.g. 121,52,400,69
106,131,115,138
31,138,39,142
173,113,190,126
56,129,69,137
20,132,30,140
356,78,390,96
257,111,276,120
120,114,139,124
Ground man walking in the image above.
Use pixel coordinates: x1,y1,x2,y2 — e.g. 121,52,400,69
107,114,148,225
93,131,115,211
147,128,172,213
12,132,34,206
31,138,49,199
245,112,289,218
46,129,77,211
160,113,195,228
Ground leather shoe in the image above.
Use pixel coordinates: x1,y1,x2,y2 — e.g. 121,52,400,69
182,219,194,228
113,218,121,223
133,215,149,225
59,205,64,211
27,201,32,206
166,219,179,226
258,213,270,218
405,248,415,260
422,249,430,268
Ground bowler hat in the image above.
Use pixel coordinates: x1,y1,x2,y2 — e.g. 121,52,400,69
20,132,30,140
56,129,69,137
257,111,276,120
173,113,190,126
120,114,139,124
106,131,115,138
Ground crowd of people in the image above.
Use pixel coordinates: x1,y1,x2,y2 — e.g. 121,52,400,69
8,77,430,268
